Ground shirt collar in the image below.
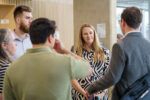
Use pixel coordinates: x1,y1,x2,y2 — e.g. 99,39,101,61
124,30,140,37
12,30,30,41
26,46,54,54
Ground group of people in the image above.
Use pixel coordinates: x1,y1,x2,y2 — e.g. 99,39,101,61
0,5,32,100
0,4,150,100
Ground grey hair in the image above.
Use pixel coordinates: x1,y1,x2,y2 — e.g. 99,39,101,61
2,29,11,44
0,28,12,62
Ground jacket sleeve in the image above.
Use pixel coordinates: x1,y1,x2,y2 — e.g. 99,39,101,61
87,43,126,94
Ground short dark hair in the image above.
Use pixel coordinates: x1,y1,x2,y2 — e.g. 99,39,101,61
14,5,32,19
121,7,142,28
29,18,56,44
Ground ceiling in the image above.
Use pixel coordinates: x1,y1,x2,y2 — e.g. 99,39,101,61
117,0,149,10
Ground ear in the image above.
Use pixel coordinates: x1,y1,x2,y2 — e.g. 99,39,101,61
1,42,7,50
47,35,52,43
121,19,126,27
16,17,21,24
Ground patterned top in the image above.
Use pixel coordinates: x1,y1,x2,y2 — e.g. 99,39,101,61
0,59,10,93
72,47,110,100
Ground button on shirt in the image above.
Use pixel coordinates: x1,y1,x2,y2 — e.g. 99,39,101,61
12,31,32,61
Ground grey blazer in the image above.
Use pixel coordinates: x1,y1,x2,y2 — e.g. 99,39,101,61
87,32,150,100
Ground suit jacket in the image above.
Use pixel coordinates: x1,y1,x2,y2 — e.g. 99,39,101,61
87,32,150,100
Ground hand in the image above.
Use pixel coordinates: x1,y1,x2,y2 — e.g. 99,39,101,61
85,91,93,100
83,92,88,100
94,92,105,99
53,39,65,54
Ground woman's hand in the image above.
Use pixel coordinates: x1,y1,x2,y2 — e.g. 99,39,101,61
71,80,88,100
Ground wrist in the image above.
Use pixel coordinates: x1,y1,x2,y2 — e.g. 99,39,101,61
103,90,108,94
62,49,70,54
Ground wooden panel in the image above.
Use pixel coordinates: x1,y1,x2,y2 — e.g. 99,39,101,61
0,0,74,49
0,4,16,30
74,0,116,50
32,0,74,50
0,0,31,30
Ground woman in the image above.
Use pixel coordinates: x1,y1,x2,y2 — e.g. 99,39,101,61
71,24,110,100
0,28,16,100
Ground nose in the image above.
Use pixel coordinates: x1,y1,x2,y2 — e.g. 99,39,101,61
29,20,32,24
87,34,90,38
15,42,17,47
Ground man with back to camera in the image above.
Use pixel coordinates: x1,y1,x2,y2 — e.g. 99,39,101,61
3,18,91,100
86,7,150,100
12,5,33,60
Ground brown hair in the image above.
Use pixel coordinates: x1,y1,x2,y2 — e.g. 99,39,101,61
76,24,106,62
0,28,12,62
14,5,32,20
121,7,142,28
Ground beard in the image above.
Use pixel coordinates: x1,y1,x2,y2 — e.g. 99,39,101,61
19,21,29,33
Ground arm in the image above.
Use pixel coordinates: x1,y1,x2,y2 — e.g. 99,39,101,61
54,39,81,59
87,43,126,95
103,49,111,75
93,49,110,99
71,80,88,99
54,39,92,77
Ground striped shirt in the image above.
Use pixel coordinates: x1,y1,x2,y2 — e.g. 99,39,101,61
0,59,10,93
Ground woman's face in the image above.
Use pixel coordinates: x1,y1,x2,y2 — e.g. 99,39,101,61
82,27,94,45
6,32,17,56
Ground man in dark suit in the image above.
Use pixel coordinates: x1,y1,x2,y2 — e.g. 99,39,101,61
86,7,150,100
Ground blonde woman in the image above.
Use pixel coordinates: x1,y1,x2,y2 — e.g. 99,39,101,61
71,24,110,100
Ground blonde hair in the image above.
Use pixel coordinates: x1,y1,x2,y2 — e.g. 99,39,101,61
76,24,106,62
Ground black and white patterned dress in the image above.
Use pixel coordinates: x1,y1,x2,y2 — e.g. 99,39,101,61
72,48,110,100
0,59,10,93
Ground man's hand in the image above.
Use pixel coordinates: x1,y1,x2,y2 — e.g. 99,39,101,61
53,39,66,54
94,92,105,99
85,91,93,99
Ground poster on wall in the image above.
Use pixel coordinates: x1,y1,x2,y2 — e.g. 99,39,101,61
97,24,106,38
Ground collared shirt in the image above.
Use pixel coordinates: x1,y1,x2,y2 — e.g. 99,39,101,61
12,31,32,61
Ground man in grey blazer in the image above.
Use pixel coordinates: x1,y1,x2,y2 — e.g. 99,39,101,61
86,7,150,100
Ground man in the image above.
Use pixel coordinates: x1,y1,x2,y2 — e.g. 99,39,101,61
3,18,91,100
86,7,150,100
117,33,123,42
12,5,33,60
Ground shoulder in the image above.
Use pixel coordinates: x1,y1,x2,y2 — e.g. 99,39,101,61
101,47,110,55
0,59,9,68
50,51,76,63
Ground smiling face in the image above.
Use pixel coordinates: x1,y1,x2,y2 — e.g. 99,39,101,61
81,27,94,46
